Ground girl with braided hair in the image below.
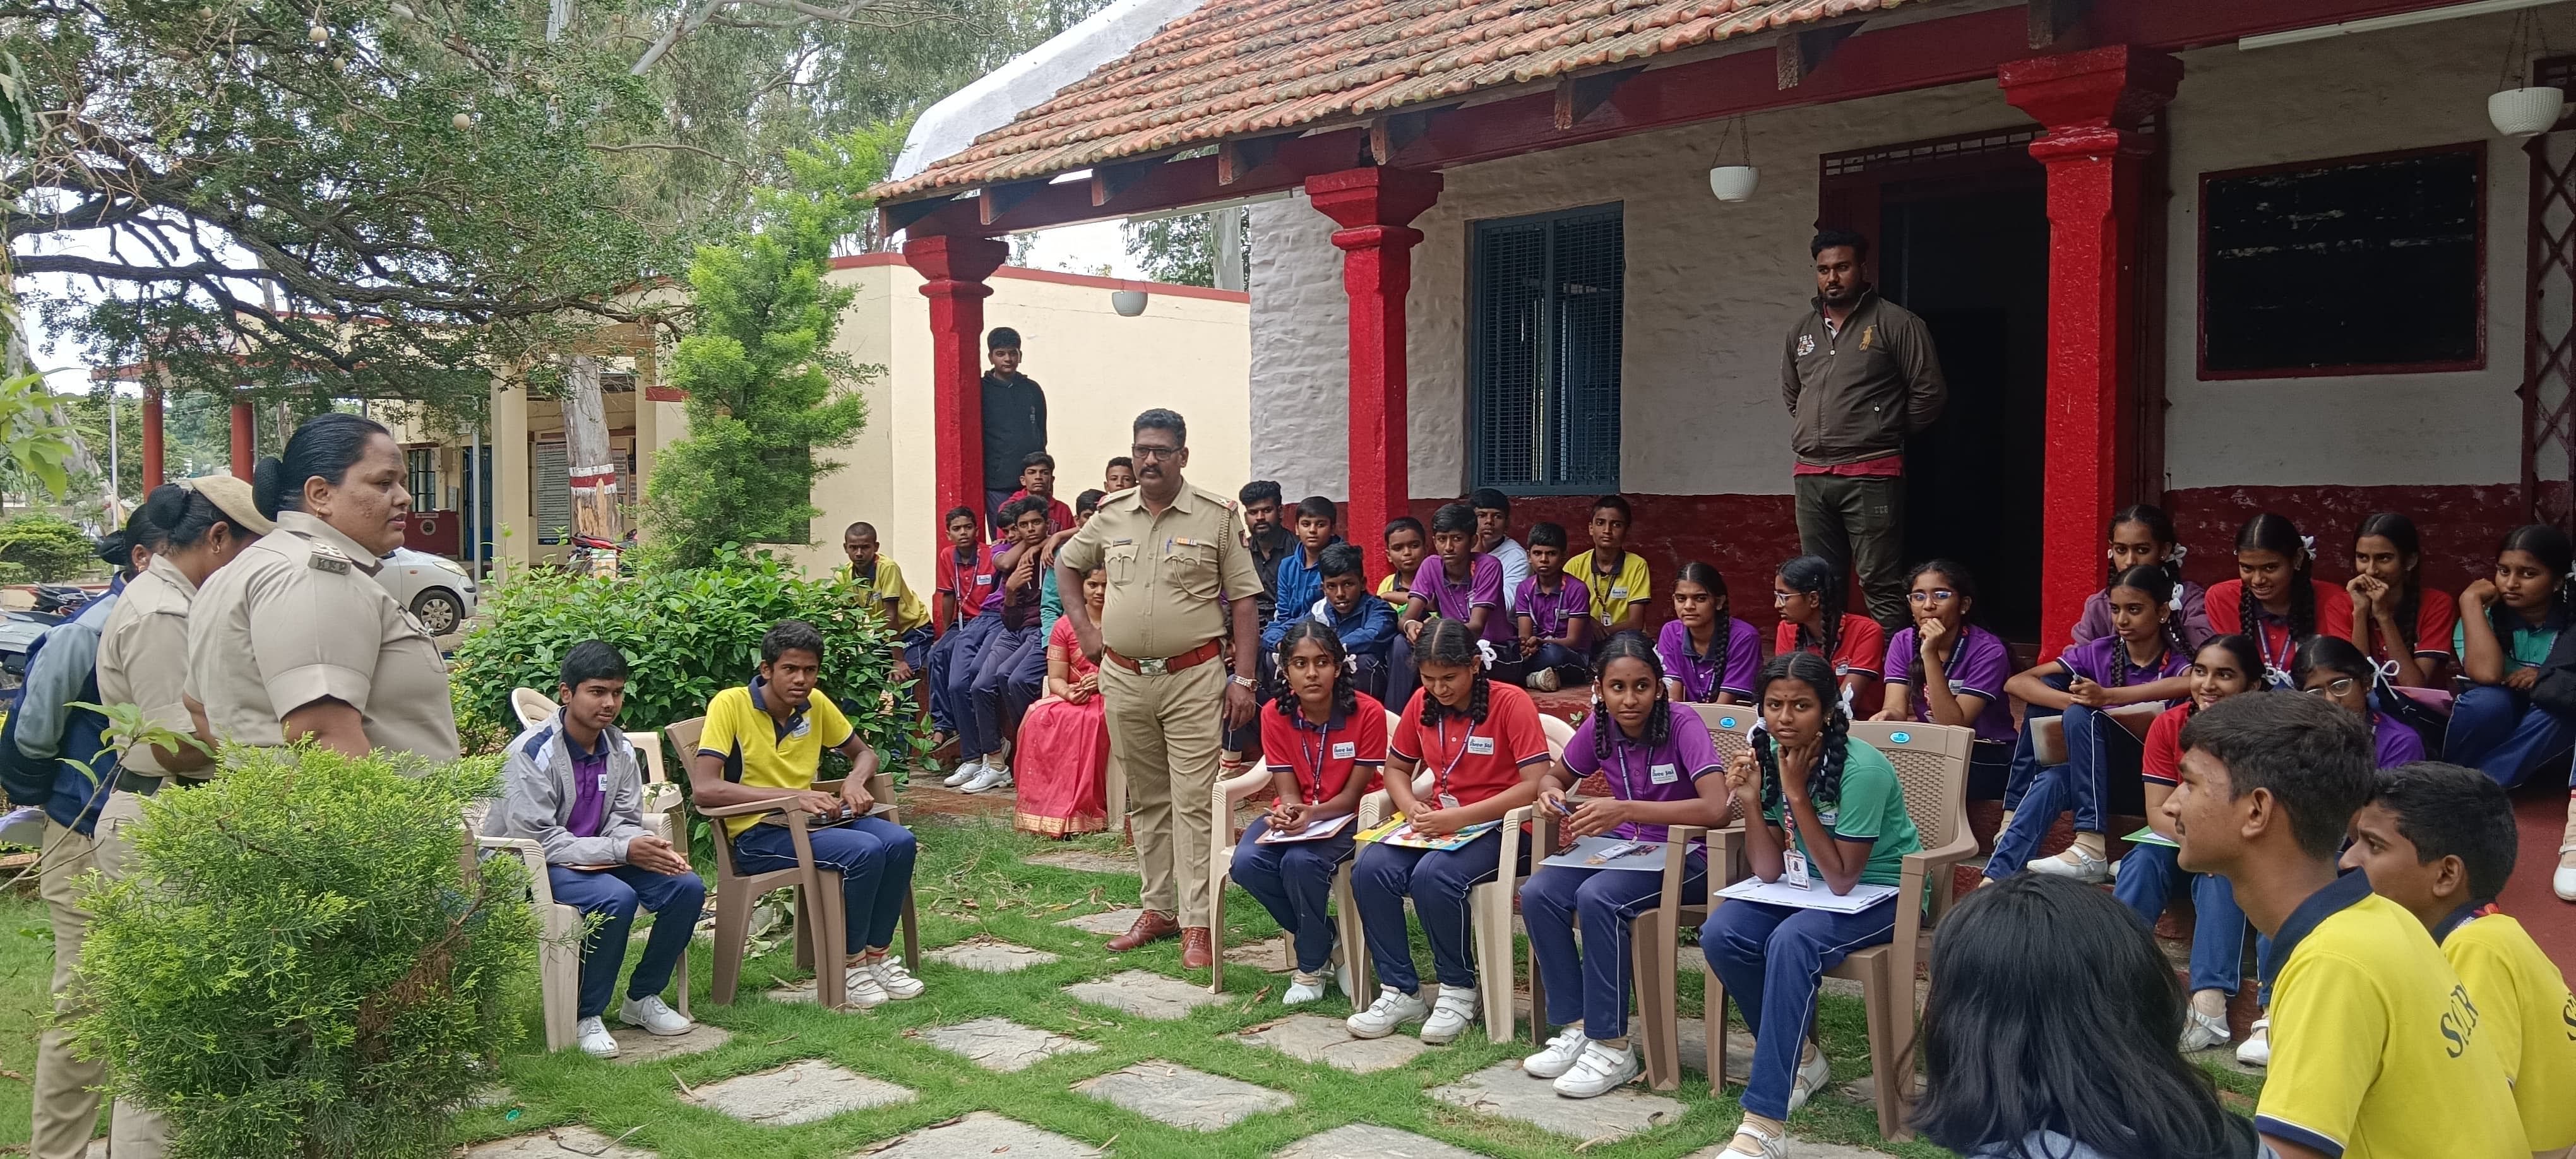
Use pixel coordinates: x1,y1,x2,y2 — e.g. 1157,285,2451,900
1989,566,2197,884
1520,633,1736,1097
1657,562,1762,705
2448,523,2576,793
2291,636,2427,770
1875,560,2016,755
2346,511,2457,689
1346,616,1549,1045
2071,504,2212,650
2204,513,2352,686
1770,554,1884,712
1702,651,1921,1159
1229,619,1386,1007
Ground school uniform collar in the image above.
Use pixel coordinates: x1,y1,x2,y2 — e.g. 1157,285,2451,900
277,510,385,576
747,677,811,740
1288,704,1349,734
2430,899,2501,945
558,719,614,764
144,552,198,598
2257,869,2374,985
1433,554,1484,590
1677,621,1726,663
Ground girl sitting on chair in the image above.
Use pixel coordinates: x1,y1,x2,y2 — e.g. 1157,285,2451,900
1228,619,1384,1007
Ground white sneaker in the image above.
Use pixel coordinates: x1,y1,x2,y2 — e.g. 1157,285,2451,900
869,957,925,1000
961,763,1013,794
1419,985,1480,1045
838,966,890,1010
1553,1039,1641,1098
1524,1023,1590,1078
2555,846,2576,902
1345,987,1429,1039
2025,845,2109,884
1725,1120,1789,1159
1284,970,1331,1006
2236,1018,2270,1066
575,1015,618,1058
943,758,985,788
1785,1043,1832,1114
2179,1007,2231,1052
617,994,693,1037
1526,668,1560,692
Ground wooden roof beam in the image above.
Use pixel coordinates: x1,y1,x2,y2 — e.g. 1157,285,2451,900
1369,109,1443,167
1090,157,1162,206
1777,23,1860,89
977,179,1047,226
2029,0,2093,49
1554,67,1642,131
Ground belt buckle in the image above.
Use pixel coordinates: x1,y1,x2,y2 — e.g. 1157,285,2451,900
1137,656,1169,676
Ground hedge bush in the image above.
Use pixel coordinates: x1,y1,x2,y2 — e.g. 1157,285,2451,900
73,744,535,1159
0,512,98,581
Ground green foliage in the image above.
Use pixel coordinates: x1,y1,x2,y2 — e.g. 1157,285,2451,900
0,560,27,586
637,130,892,571
0,513,97,581
1120,207,1251,288
71,744,535,1159
0,374,77,502
447,547,925,769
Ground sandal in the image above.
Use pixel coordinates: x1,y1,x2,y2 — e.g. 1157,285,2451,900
1726,1120,1788,1158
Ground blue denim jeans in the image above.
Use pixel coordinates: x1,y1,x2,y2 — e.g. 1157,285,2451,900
547,864,706,1018
2110,843,2251,997
732,817,916,954
1229,816,1357,973
970,622,1040,761
2444,684,2576,788
1702,895,1898,1119
1522,855,1704,1040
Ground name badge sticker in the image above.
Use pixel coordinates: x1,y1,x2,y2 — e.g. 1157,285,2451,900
1466,736,1495,756
975,574,993,585
1609,586,1630,599
597,773,611,792
1332,741,1356,759
1650,762,1679,785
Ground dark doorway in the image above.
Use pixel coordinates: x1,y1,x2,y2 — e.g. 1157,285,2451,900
1878,175,2050,640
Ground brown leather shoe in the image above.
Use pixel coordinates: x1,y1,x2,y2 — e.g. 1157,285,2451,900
1180,926,1213,969
1106,910,1179,952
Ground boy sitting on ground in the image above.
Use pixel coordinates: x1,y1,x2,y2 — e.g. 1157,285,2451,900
486,641,705,1058
1307,543,1396,700
1377,516,1427,610
1007,452,1076,533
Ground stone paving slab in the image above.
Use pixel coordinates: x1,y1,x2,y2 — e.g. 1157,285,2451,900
1024,849,1137,875
1674,1016,1756,1079
925,937,1060,973
1272,1123,1483,1159
1057,906,1145,936
921,1017,1100,1072
857,1112,1100,1158
1062,968,1232,1020
1224,934,1294,971
460,1126,658,1158
689,1059,914,1126
1429,1060,1683,1141
1074,1059,1294,1132
608,1023,732,1062
1237,1013,1429,1074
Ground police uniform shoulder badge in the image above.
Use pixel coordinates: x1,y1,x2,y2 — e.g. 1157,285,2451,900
307,542,352,574
1796,333,1816,357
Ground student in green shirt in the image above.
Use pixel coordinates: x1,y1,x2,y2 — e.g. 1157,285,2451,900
2446,524,2576,790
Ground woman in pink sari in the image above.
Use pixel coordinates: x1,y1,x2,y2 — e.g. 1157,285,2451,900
1014,566,1111,837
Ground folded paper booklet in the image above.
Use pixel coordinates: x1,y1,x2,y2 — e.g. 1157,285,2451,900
1356,816,1500,852
1540,835,1669,872
1256,812,1357,843
2122,826,2179,850
1714,875,1899,913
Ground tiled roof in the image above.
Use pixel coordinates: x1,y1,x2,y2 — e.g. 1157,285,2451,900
873,0,1915,201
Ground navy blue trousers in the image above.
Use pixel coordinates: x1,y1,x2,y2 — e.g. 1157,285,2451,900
1522,855,1704,1040
547,864,706,1018
1352,828,1519,992
733,817,916,954
1229,816,1357,973
1702,895,1897,1119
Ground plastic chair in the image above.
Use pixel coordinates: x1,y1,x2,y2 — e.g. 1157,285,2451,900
667,716,919,1011
1204,712,1380,1005
1702,720,1979,1141
511,687,560,729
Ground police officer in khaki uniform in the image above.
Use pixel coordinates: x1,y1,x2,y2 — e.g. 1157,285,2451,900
188,413,460,762
78,475,271,1158
1056,408,1261,968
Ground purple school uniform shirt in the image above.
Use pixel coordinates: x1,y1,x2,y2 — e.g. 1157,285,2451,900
1412,552,1515,644
564,733,611,839
1655,617,1763,703
2056,634,2191,692
1883,624,2015,742
1515,574,1593,641
2070,580,2212,651
2372,710,2426,768
979,542,1013,611
1561,702,1724,843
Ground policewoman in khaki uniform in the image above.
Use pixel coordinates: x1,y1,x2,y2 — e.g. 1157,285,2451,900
187,413,459,761
76,475,273,1157
1056,408,1261,968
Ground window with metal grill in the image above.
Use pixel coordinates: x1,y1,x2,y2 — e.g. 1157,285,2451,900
1470,204,1624,494
405,447,438,509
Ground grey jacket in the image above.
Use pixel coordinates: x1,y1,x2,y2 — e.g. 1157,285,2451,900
1780,288,1947,466
482,711,649,865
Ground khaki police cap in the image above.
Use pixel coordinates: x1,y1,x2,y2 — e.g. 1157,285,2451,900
181,473,275,537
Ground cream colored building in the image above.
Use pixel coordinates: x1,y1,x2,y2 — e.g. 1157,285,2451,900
394,256,1250,578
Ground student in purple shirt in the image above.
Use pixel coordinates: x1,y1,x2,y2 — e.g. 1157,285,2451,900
1520,633,1734,1098
1655,561,1763,706
2293,636,2430,770
1992,566,2197,884
1516,521,1595,693
1390,502,1518,710
2067,505,2212,651
1876,559,2017,800
481,642,703,1058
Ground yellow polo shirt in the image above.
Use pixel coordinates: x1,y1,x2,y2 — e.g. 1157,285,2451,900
845,558,930,635
698,682,855,839
1374,573,1409,610
1566,549,1651,630
2440,908,2576,1151
2255,873,2526,1158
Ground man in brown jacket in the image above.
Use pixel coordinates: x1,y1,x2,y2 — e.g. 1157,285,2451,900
1780,228,1947,630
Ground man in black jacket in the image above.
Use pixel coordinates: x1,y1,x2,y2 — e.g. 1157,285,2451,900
982,326,1047,533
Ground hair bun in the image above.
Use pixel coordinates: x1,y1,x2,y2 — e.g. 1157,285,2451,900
141,481,187,528
251,456,287,518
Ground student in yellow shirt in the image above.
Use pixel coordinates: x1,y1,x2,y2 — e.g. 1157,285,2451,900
1566,495,1651,639
1376,516,1426,609
688,620,922,1010
842,521,931,683
2167,692,2525,1159
2343,761,2575,1157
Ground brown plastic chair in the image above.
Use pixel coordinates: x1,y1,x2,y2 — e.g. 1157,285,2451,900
1702,719,1979,1141
667,716,919,1011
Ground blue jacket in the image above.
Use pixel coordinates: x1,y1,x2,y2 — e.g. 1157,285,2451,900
13,576,123,834
1271,591,1397,660
1260,541,1342,648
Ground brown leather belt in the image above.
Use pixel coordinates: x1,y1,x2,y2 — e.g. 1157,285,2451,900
1103,638,1222,676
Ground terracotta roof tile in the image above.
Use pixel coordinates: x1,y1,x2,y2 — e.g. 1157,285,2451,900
875,0,1919,201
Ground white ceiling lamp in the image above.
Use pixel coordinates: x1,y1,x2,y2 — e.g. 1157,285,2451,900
1111,288,1148,316
1706,116,1758,203
2492,7,2568,136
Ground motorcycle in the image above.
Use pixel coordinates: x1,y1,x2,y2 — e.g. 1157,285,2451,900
0,609,61,691
566,533,628,578
29,585,88,617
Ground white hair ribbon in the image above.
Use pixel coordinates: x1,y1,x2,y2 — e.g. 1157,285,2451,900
1474,638,1498,670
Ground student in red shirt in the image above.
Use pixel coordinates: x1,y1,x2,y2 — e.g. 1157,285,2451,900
1230,620,1386,1007
1772,554,1883,713
2204,513,2351,685
1003,452,1077,534
927,504,995,754
1346,617,1548,1045
2347,511,2457,689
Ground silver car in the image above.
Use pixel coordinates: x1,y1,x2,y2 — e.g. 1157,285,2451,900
377,547,479,636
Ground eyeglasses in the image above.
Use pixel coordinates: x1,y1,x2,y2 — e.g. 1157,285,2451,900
1905,589,1959,604
1772,591,1798,604
2303,677,2359,699
1129,444,1181,461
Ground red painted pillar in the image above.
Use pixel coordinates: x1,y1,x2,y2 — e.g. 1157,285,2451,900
902,234,1010,530
140,381,165,490
2001,45,2180,658
1306,167,1443,583
229,398,255,480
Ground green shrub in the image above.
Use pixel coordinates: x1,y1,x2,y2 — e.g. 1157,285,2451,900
0,512,98,581
72,744,535,1159
0,559,27,585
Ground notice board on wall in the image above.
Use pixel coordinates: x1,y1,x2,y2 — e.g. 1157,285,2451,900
2200,144,2483,377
